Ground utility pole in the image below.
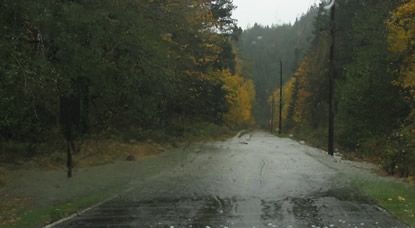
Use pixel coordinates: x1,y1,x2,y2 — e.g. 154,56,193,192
270,96,275,133
328,0,336,156
279,60,283,135
268,102,271,131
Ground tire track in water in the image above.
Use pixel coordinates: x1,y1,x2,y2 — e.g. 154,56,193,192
259,159,266,189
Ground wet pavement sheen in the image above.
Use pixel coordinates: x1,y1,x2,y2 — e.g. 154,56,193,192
55,132,406,228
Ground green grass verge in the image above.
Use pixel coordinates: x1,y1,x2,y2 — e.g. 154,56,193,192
352,179,415,227
284,127,328,150
182,122,233,138
0,184,126,228
272,132,291,138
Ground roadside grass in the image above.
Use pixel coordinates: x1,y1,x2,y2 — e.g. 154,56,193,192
287,127,415,226
0,122,236,227
237,129,256,138
272,132,291,138
289,127,328,150
1,122,234,170
0,184,126,228
181,122,234,141
0,168,5,188
352,179,415,226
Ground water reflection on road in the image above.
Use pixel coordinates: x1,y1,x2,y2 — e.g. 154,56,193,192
55,131,405,228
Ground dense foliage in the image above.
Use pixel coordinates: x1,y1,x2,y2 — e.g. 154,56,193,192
238,9,317,126
0,0,255,161
265,0,415,176
1,0,414,177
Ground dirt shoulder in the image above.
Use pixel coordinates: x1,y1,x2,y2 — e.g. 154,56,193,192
0,126,236,227
0,139,175,227
292,137,415,226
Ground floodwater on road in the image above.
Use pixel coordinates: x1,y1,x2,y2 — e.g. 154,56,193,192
54,131,406,228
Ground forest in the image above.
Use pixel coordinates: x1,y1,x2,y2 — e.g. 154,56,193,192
0,0,414,177
0,0,255,164
257,0,415,176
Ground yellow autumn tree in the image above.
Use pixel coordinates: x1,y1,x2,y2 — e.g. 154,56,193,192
163,0,226,75
268,89,279,130
387,0,415,110
293,57,313,125
268,76,298,130
221,69,256,129
282,77,297,120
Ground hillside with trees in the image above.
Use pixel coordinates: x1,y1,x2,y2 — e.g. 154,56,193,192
0,0,255,164
1,1,415,227
266,0,414,176
1,0,414,178
238,8,318,126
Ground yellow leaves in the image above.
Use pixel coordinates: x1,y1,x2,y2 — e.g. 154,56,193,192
221,70,255,129
0,194,32,225
203,43,215,49
198,55,218,64
162,33,173,42
398,196,406,201
387,0,415,102
282,77,297,120
408,176,415,185
388,29,409,53
293,58,313,125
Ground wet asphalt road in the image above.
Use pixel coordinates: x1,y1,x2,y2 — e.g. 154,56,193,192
55,131,406,228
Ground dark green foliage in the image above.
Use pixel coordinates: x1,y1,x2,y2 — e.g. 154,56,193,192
239,9,318,126
0,0,239,159
306,0,413,175
237,0,414,176
382,126,415,176
336,0,409,149
210,0,237,33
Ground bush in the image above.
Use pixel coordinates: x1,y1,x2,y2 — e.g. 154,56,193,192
0,141,33,164
382,127,415,177
0,167,6,188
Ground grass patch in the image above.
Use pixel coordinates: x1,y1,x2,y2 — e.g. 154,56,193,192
180,122,234,141
352,179,415,226
2,138,165,171
0,184,126,228
0,168,6,189
272,132,291,138
74,140,164,167
285,127,328,150
1,122,233,171
237,129,256,138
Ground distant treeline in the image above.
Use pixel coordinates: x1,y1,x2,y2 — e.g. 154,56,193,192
0,0,256,161
239,9,318,126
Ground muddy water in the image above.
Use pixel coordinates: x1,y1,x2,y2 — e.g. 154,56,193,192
55,131,406,228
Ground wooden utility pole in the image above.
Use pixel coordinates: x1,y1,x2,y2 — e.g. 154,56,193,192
270,96,275,133
328,1,336,156
279,60,283,135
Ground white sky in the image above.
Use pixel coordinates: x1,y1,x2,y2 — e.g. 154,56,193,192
232,0,322,29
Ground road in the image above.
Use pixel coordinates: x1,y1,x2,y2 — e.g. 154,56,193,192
54,131,405,228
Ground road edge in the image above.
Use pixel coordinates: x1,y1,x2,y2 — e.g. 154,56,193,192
42,187,134,228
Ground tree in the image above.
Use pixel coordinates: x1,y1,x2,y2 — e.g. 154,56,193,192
238,8,318,127
336,0,409,149
387,0,415,111
0,0,242,166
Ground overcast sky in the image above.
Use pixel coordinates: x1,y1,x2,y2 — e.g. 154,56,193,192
232,0,322,29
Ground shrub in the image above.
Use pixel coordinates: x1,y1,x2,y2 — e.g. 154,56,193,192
382,127,415,177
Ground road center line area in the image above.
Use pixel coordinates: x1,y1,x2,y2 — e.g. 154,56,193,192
51,132,406,228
